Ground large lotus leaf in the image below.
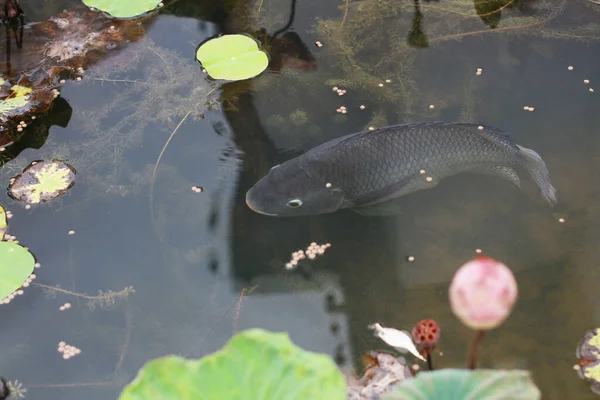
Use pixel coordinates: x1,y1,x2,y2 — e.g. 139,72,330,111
119,329,346,400
82,0,162,18
0,242,35,301
384,369,541,400
196,34,269,81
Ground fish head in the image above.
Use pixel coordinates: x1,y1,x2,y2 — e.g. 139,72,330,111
245,160,344,217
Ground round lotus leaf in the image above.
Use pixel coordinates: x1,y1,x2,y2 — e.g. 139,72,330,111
384,369,541,400
119,328,346,400
9,160,76,204
196,34,269,81
0,242,35,301
82,0,162,18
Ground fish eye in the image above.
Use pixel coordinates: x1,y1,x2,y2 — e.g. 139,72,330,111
287,199,303,208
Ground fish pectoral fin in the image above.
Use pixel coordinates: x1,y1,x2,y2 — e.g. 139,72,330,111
470,165,521,188
352,173,432,207
352,197,405,216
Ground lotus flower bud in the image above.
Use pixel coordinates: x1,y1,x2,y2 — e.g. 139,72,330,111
449,256,518,330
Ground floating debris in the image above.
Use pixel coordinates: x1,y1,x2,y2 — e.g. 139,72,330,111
378,83,384,87
8,160,76,204
590,88,595,93
478,125,484,130
347,352,412,400
315,41,323,48
475,248,482,254
68,230,75,235
191,186,203,193
523,106,535,112
325,183,332,188
369,323,426,362
285,242,331,270
368,126,375,131
558,217,566,223
336,106,347,114
57,341,81,360
429,104,435,109
584,80,590,85
359,105,366,110
407,256,415,262
426,176,433,182
476,67,483,76
385,79,391,83
568,66,574,71
419,169,426,174
59,302,72,311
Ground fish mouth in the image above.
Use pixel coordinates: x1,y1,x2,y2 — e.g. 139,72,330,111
245,192,279,216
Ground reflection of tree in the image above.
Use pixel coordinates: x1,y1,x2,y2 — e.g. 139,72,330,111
407,0,429,48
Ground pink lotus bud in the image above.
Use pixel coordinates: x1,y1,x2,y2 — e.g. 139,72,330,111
449,256,518,330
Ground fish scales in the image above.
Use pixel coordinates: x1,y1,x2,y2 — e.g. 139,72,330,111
303,122,516,205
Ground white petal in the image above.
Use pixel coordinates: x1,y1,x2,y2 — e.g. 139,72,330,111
370,323,426,362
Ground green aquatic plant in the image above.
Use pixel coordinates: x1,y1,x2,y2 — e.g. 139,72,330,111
384,369,541,399
82,0,163,18
119,329,347,400
0,242,35,302
196,35,269,81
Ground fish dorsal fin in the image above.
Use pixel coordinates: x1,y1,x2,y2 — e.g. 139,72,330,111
450,122,517,150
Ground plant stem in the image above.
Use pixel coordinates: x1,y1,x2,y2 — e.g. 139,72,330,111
426,352,433,371
468,330,486,369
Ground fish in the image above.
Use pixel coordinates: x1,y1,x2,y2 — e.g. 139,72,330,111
245,121,557,217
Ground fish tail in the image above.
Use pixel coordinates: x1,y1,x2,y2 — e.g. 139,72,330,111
516,145,557,206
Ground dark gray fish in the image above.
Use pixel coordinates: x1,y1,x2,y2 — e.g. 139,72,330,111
245,121,557,217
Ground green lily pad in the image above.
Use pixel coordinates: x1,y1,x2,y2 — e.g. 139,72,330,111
8,160,77,204
82,0,162,18
119,328,346,400
0,242,35,301
0,204,7,241
196,34,269,81
384,369,541,400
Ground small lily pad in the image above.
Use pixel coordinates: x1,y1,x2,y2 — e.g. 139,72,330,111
0,85,32,118
384,369,541,400
0,204,7,241
8,160,76,204
576,328,600,394
196,34,269,81
0,242,35,301
119,328,346,400
82,0,162,18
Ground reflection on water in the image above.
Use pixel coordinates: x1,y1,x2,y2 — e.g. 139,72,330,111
0,0,600,398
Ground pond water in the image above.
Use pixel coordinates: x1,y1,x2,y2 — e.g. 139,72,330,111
1,0,600,398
